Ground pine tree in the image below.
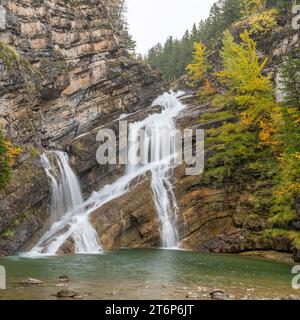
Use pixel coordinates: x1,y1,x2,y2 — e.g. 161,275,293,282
187,42,209,85
242,0,266,15
218,30,272,104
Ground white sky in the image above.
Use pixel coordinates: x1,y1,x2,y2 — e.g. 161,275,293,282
127,0,216,55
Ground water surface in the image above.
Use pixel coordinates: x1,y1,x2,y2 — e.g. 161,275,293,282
0,249,297,300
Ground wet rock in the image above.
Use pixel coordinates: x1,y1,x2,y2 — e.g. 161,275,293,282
58,276,69,283
210,290,230,300
56,288,80,298
20,278,43,285
90,178,160,251
57,238,75,255
292,248,300,263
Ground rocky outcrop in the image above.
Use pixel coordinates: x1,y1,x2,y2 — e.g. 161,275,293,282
0,0,166,256
0,154,49,256
91,176,160,251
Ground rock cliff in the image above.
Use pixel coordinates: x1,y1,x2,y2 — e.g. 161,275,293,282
0,2,298,262
0,0,166,255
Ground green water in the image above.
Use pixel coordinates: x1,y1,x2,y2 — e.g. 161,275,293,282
0,249,297,300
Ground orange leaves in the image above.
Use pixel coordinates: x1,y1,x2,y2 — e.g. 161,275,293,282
203,79,217,95
3,140,22,166
259,121,274,143
259,119,282,150
241,112,251,127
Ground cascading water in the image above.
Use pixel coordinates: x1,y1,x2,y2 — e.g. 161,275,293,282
26,151,102,256
126,92,185,247
26,91,185,257
40,152,84,223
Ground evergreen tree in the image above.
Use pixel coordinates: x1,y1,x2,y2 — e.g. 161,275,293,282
143,0,287,82
144,0,245,82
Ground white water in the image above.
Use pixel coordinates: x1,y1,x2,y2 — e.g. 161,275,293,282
26,91,185,257
40,152,84,223
27,151,102,256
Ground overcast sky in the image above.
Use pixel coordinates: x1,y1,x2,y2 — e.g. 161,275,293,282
127,0,216,55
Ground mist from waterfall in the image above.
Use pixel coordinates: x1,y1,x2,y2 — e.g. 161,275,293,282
26,91,185,257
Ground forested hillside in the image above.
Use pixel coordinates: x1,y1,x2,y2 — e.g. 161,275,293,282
157,0,300,258
144,0,295,82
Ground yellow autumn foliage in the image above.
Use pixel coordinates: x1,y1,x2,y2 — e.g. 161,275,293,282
3,140,22,166
248,11,278,36
241,112,251,127
218,30,272,96
187,42,209,85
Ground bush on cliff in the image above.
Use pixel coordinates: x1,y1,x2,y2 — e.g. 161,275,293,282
0,130,12,190
0,130,22,190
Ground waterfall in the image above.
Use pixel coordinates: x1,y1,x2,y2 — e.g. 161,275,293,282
26,91,185,257
40,152,84,223
126,92,184,247
27,151,102,256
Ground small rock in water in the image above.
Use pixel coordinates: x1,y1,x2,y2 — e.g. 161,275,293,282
210,290,230,300
56,288,79,298
20,278,43,285
58,275,69,283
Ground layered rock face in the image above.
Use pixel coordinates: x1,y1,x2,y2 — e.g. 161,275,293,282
91,177,161,251
0,0,165,146
0,0,166,255
173,92,300,260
